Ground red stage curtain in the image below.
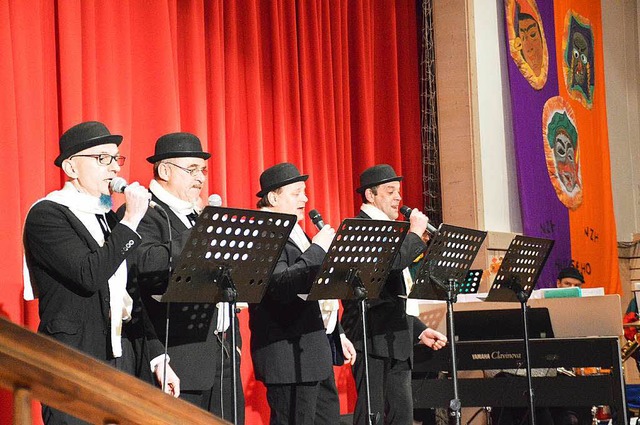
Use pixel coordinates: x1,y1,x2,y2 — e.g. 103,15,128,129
0,1,421,423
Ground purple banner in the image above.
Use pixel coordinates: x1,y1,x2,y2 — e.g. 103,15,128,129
503,0,571,288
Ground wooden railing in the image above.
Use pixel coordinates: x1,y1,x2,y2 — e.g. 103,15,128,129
0,317,229,425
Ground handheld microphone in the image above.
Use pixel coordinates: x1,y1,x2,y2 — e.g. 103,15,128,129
208,194,223,207
399,205,438,235
110,177,161,210
109,176,129,194
308,209,325,230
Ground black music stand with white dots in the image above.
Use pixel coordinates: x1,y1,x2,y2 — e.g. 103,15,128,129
485,235,555,425
161,206,297,425
408,224,487,425
306,218,411,425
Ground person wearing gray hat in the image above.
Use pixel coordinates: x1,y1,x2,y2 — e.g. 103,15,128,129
250,162,350,425
119,132,244,422
343,164,447,425
24,121,180,425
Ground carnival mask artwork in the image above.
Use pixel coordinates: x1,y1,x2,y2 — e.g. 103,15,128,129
543,96,583,210
506,0,548,90
552,128,578,192
562,12,595,108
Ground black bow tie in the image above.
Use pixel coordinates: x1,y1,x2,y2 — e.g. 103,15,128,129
186,211,198,226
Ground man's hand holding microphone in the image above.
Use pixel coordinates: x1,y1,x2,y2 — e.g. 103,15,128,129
110,177,152,230
308,209,335,252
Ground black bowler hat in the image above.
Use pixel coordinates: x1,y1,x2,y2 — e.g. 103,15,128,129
356,164,403,193
146,132,211,163
557,267,585,284
256,163,308,197
54,121,123,167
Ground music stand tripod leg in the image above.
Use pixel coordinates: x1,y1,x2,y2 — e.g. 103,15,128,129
444,279,462,425
519,299,536,425
348,268,379,425
360,298,378,425
228,300,238,425
218,266,239,425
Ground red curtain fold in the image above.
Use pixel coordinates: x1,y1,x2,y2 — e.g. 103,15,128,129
0,1,422,423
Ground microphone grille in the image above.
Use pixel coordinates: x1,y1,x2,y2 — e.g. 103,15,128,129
110,177,128,194
308,209,320,220
208,194,223,207
399,205,411,219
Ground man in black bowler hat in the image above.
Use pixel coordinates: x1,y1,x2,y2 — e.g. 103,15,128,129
120,132,245,423
341,164,447,425
250,162,347,425
23,121,180,425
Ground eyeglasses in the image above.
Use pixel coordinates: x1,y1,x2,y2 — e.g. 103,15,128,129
164,161,208,177
69,154,126,166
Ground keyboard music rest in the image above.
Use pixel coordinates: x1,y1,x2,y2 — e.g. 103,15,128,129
412,337,627,424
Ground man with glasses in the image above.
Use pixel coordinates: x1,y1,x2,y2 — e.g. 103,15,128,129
23,121,180,425
122,132,245,423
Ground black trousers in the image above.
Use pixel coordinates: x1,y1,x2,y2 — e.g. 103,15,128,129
316,370,341,424
265,370,340,425
352,352,412,425
180,344,245,425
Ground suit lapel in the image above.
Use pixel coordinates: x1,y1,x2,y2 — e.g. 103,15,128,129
59,206,110,319
60,206,102,251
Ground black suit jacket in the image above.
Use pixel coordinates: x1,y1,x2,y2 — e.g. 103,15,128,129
121,194,239,391
341,210,427,361
23,200,163,379
249,237,333,384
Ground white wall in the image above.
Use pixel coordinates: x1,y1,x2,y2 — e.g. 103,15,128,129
602,0,640,242
472,0,523,233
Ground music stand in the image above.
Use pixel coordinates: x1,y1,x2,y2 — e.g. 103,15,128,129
161,206,296,425
409,224,487,425
485,235,555,425
307,218,410,425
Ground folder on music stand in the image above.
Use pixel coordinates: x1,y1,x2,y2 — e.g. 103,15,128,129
160,206,296,425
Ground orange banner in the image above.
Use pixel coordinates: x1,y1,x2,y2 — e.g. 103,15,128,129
553,0,620,294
